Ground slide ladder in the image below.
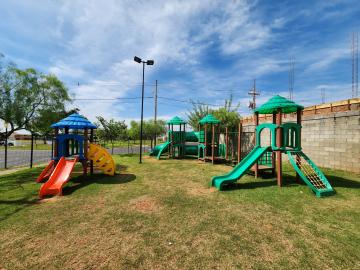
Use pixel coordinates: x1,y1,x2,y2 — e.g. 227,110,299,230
87,143,115,175
287,151,334,197
212,146,269,190
39,157,78,198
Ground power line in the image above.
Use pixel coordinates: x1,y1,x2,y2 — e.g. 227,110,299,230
157,96,239,108
72,93,242,108
72,96,153,101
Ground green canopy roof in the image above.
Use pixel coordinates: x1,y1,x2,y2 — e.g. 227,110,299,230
199,114,221,125
254,95,304,114
166,116,186,125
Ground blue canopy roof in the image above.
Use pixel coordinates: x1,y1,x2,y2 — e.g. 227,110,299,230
51,113,97,129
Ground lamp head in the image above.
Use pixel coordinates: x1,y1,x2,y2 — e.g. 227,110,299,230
146,60,154,65
134,56,142,63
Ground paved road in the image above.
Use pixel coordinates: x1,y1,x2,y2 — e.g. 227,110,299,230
0,149,51,168
0,146,151,169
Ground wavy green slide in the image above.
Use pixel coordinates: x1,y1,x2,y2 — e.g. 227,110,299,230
150,141,171,159
212,146,269,190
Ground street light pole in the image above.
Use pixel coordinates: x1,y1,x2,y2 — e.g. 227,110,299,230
139,62,145,164
134,56,154,164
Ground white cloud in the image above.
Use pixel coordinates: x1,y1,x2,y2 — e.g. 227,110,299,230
49,62,85,79
41,0,275,121
305,47,349,73
2,0,354,123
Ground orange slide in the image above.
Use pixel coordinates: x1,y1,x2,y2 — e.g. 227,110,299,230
39,156,78,198
36,160,55,183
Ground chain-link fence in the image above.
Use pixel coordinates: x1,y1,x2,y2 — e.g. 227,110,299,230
0,135,53,169
0,136,154,170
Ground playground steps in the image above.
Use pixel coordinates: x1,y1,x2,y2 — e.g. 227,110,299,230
287,151,334,197
87,144,115,176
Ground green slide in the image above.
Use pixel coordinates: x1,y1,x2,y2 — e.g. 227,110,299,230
212,146,269,190
149,144,163,156
287,151,335,197
149,141,171,159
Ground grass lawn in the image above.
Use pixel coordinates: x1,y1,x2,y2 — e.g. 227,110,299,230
0,155,359,269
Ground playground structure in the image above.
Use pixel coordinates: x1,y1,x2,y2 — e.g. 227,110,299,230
212,95,335,197
36,113,115,198
150,115,227,162
151,114,254,164
198,114,222,164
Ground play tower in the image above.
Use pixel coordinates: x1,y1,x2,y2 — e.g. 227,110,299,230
212,96,335,197
198,114,222,164
36,113,115,198
167,116,187,159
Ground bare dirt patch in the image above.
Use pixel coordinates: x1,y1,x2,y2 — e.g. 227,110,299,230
37,196,62,203
187,183,217,196
129,196,161,213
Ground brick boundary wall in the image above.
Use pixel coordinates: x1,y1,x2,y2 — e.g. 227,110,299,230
240,98,360,173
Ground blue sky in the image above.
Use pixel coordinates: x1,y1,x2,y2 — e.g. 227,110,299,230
0,0,359,123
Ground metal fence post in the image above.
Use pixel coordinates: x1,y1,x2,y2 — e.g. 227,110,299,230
4,135,7,169
30,133,34,168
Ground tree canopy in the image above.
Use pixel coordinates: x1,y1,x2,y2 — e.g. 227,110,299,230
96,116,128,142
186,94,240,131
128,120,166,141
0,55,71,139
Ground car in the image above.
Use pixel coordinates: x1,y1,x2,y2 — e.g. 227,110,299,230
0,140,15,146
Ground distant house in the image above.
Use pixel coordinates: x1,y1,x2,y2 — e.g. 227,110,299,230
14,134,32,140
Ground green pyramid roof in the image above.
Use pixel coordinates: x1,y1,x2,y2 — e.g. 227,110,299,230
199,114,221,124
166,116,186,125
254,95,304,114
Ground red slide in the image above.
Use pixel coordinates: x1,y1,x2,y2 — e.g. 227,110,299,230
36,160,55,183
39,156,78,198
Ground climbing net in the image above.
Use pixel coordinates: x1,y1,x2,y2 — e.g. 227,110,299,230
293,152,326,189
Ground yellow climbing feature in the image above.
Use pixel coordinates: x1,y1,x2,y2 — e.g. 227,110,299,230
87,143,115,176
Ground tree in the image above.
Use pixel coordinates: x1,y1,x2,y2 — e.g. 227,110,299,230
212,108,240,131
212,94,241,131
27,108,79,143
96,117,127,152
128,121,140,142
186,94,240,131
128,119,166,146
0,55,71,140
186,101,210,131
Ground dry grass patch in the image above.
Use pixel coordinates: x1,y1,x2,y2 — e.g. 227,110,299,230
129,195,162,213
186,182,216,196
1,155,359,269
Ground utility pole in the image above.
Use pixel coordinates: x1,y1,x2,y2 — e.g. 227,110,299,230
154,80,158,146
248,79,260,109
321,88,325,104
352,32,359,98
289,56,295,100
